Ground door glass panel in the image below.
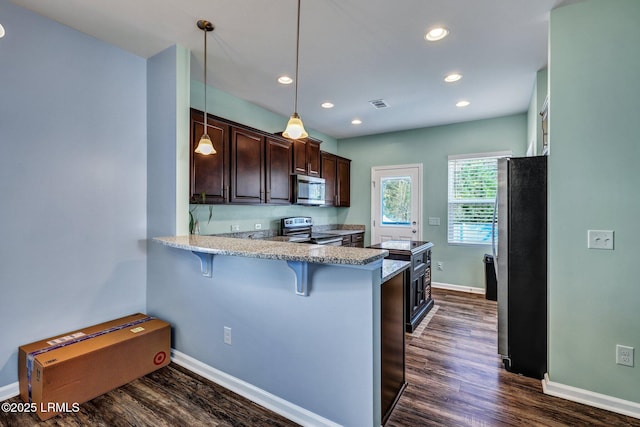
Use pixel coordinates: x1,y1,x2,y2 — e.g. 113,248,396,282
381,176,411,226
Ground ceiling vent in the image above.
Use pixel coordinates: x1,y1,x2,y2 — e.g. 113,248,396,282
369,99,389,109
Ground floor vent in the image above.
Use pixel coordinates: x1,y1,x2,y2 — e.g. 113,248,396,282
369,99,389,109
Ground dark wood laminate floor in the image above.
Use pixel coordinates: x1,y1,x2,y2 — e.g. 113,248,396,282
2,288,639,426
0,363,298,427
386,288,640,427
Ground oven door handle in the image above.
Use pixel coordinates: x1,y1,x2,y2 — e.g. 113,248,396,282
316,237,343,245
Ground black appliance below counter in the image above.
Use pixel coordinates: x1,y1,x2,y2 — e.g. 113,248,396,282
369,240,434,332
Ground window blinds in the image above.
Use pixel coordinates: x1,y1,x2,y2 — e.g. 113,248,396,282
447,152,509,245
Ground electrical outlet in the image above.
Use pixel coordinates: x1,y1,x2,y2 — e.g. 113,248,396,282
588,230,614,250
224,326,232,345
231,224,240,232
437,262,444,271
428,217,441,226
254,223,262,230
616,345,634,367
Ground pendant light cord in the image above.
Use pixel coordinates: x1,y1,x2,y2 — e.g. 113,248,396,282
294,0,301,114
203,24,208,135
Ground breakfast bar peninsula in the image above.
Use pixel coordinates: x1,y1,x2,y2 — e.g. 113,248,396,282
152,235,407,426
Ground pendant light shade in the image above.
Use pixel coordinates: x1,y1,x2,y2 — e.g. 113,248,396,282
195,134,215,155
283,112,308,140
195,20,216,155
282,0,307,140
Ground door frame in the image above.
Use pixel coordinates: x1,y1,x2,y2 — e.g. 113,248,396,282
371,163,423,244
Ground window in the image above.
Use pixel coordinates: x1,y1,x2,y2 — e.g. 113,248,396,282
381,176,411,226
447,152,510,245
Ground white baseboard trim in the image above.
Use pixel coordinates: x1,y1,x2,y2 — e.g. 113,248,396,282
171,349,340,427
432,282,485,295
0,382,19,402
542,374,640,420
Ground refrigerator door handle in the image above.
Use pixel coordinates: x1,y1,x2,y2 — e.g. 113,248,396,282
492,193,498,278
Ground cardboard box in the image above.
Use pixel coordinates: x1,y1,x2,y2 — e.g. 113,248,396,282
18,313,171,421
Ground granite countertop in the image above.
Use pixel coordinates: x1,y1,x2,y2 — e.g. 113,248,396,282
382,259,411,282
154,235,388,266
369,240,433,253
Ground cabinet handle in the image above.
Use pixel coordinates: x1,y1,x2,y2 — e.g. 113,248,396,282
225,186,229,203
308,162,311,173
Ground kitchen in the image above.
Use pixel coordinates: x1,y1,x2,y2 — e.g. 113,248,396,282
1,0,640,426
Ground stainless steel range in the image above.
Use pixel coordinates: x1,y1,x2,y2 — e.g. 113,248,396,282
280,217,343,246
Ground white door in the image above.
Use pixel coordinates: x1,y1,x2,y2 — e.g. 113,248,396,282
371,164,422,244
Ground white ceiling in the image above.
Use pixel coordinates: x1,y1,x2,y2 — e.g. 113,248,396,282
10,0,579,139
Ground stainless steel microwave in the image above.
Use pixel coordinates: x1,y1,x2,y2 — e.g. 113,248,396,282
293,174,326,205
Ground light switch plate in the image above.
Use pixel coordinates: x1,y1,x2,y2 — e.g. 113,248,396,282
428,217,441,226
587,230,614,250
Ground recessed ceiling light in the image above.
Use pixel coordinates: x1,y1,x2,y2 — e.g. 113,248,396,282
444,73,462,83
0,24,5,39
351,119,362,125
278,75,293,85
425,27,449,42
456,100,470,108
321,102,334,109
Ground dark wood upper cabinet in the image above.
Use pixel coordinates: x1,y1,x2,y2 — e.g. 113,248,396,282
320,152,337,206
265,136,293,204
321,151,351,207
230,127,265,204
336,156,351,207
292,138,321,177
190,110,349,207
190,109,230,204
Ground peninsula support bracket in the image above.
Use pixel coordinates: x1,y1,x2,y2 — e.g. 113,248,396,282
192,251,214,277
286,261,309,296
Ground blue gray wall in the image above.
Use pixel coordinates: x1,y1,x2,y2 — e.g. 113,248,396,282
338,114,526,288
547,0,640,403
0,0,147,385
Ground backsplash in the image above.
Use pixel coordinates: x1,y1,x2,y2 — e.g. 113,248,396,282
188,203,346,235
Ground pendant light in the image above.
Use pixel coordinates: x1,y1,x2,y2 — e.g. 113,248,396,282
283,0,308,140
194,20,216,155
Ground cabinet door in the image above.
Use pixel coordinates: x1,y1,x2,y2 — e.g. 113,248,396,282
381,270,406,423
307,140,321,177
407,277,419,320
292,139,321,177
266,136,292,204
230,127,264,204
190,110,229,204
292,139,308,175
320,152,337,206
336,156,351,207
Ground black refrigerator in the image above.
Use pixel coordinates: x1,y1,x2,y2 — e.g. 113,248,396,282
495,156,547,379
